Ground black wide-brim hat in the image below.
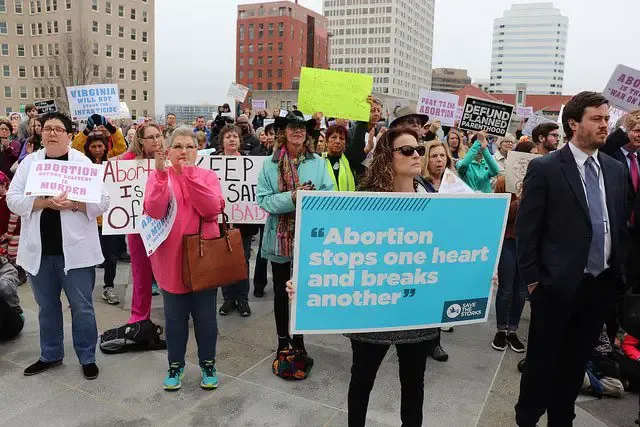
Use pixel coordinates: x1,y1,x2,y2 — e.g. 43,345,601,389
274,110,315,135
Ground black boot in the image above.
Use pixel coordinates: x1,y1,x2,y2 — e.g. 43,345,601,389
277,336,290,353
290,335,306,352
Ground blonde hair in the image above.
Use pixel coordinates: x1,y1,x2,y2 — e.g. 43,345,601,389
421,140,454,183
624,110,640,131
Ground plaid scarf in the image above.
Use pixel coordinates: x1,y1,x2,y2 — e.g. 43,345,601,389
276,146,304,257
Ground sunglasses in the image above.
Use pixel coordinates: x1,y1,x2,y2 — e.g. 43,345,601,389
393,145,425,157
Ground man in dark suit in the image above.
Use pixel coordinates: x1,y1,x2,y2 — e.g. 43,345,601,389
515,92,629,426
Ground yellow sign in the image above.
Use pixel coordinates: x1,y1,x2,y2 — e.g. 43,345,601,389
297,68,373,122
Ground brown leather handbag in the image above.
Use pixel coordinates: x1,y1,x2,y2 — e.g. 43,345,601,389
182,213,248,292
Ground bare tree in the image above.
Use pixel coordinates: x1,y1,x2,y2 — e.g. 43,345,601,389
44,29,111,115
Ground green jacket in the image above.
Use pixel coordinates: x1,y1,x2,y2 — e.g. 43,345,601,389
257,150,334,263
456,141,501,193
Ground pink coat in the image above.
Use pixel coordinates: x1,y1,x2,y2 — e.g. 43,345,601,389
144,166,225,294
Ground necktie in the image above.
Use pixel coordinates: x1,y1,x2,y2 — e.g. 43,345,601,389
628,152,639,225
585,156,605,276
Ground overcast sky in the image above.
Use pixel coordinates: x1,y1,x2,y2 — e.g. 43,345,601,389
155,0,640,112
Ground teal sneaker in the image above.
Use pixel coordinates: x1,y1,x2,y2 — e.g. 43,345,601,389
152,280,160,296
163,362,185,391
200,360,218,390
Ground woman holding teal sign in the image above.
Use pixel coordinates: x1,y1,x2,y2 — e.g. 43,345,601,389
287,126,436,426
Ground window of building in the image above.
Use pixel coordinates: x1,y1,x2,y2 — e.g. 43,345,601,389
268,43,273,52
45,0,57,12
17,44,24,56
248,44,253,53
278,56,283,64
0,22,6,35
269,23,274,37
142,31,147,42
239,71,244,79
105,1,111,14
258,56,263,65
142,50,147,62
30,0,41,13
92,42,98,55
118,47,124,59
106,66,112,79
16,23,24,35
91,0,98,11
258,24,263,38
130,7,135,20
105,44,112,57
239,58,243,66
18,65,26,78
92,64,99,77
130,28,136,40
105,23,111,36
19,86,28,99
131,89,136,101
130,109,136,120
65,0,70,9
239,45,244,53
4,86,11,98
118,67,124,79
118,25,124,38
2,65,10,77
267,83,272,90
142,11,147,23
142,70,147,82
277,69,282,78
278,22,283,37
143,90,148,101
277,82,282,90
130,48,136,61
38,43,43,56
248,24,253,40
248,57,253,66
268,56,273,64
33,87,39,98
119,88,124,99
118,4,123,17
65,19,71,32
248,70,253,79
92,20,98,32
267,69,272,78
277,42,283,52
47,43,53,56
130,69,136,80
0,44,7,56
14,0,23,13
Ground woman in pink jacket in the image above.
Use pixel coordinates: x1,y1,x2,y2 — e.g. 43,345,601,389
144,127,225,391
119,123,164,323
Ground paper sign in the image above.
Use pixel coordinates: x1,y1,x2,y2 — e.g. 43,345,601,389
297,67,373,122
290,191,510,334
24,160,105,203
522,114,554,137
263,118,275,128
112,102,131,120
279,109,288,117
252,100,266,110
505,151,541,194
34,99,57,115
102,156,268,235
454,105,464,121
609,107,626,131
139,190,178,255
438,168,475,194
603,64,640,112
66,84,120,121
228,82,249,103
416,90,459,127
515,106,533,117
459,96,514,137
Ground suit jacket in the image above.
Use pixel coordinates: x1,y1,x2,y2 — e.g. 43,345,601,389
601,128,639,230
516,144,629,300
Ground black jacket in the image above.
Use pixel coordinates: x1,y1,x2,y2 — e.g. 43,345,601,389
516,144,629,300
241,134,260,155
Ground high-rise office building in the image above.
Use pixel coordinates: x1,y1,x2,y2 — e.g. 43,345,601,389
324,0,435,99
236,1,329,92
164,104,220,125
490,2,568,95
0,0,155,119
431,68,472,93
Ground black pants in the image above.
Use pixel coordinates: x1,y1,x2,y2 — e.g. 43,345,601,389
348,339,429,427
253,226,268,290
98,226,118,289
515,272,618,426
221,232,252,302
116,234,127,257
272,261,292,338
619,356,640,390
0,299,24,341
628,232,640,292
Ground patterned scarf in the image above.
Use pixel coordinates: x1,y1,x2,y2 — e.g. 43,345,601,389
276,146,304,257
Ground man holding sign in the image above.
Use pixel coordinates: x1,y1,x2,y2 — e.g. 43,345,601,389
7,112,110,380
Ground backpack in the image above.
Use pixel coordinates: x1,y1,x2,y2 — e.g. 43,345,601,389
272,349,314,380
99,320,166,354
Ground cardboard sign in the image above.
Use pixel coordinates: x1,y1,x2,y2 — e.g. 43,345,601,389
522,114,555,137
609,107,626,131
66,84,120,121
34,99,57,115
459,96,514,137
290,191,510,334
505,151,541,194
297,67,373,122
228,82,249,103
252,100,266,110
24,160,105,203
438,168,475,194
416,89,459,127
603,64,640,112
139,190,178,255
515,106,533,117
112,102,131,120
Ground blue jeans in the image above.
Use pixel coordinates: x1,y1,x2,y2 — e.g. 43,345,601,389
162,288,218,367
29,256,97,365
495,238,527,332
221,232,252,303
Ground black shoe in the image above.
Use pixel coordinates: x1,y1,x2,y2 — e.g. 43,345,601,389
82,363,99,380
118,253,131,263
219,300,237,316
291,335,306,352
517,358,527,373
491,331,508,351
253,287,265,298
507,332,526,353
24,359,63,376
431,344,449,362
277,336,290,353
237,300,251,317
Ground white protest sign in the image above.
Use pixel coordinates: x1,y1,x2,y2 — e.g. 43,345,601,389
66,84,120,121
24,160,105,203
279,109,289,117
459,96,514,137
416,89,459,127
505,151,541,194
522,114,554,137
252,100,266,110
438,168,475,194
227,82,249,103
609,107,626,131
112,102,131,120
603,64,640,112
263,118,275,128
139,190,178,255
454,105,464,121
515,106,533,117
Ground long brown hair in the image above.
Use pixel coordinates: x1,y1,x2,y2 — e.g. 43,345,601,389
274,129,315,154
447,129,466,158
359,126,420,192
128,122,163,159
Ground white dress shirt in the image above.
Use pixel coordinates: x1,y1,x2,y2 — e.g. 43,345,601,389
568,142,611,272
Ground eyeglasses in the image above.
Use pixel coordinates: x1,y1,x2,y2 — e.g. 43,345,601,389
143,134,163,141
393,145,425,157
43,126,67,135
171,145,197,151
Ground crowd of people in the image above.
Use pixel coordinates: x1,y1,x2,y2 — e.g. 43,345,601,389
1,92,640,426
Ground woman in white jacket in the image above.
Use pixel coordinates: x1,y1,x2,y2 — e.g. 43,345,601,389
7,112,109,380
